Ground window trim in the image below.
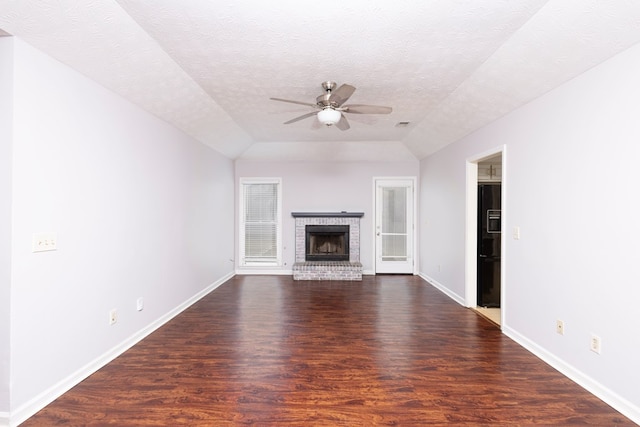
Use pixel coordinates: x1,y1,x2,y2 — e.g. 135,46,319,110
238,177,282,267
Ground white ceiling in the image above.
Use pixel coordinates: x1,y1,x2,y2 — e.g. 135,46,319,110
2,1,640,162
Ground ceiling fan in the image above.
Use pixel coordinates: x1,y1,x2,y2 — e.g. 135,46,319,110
270,81,392,130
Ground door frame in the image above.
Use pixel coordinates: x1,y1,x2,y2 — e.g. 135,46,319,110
372,176,418,275
465,147,506,320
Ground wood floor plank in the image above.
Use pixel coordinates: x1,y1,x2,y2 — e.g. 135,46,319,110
22,275,633,426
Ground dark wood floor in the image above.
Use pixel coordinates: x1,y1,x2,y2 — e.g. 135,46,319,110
24,275,633,426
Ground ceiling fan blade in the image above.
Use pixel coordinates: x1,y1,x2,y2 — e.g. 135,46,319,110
343,104,392,114
283,111,317,125
311,117,322,129
329,84,356,107
335,114,350,131
270,97,317,108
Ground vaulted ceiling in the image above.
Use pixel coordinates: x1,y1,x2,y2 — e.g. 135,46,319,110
2,1,640,162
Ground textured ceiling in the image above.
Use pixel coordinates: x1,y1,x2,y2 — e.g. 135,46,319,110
2,1,640,161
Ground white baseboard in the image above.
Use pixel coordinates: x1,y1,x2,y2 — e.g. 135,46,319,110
236,269,377,277
418,273,466,306
9,271,235,427
502,326,640,425
0,411,9,427
236,268,293,275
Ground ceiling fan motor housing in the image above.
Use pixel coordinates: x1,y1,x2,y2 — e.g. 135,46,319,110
317,81,339,107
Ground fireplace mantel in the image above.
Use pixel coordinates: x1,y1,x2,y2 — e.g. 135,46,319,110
291,212,364,218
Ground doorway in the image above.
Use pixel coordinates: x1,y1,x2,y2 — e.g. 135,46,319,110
477,181,501,308
465,149,504,327
374,178,416,274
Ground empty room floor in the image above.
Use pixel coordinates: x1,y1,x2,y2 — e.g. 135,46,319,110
22,275,633,426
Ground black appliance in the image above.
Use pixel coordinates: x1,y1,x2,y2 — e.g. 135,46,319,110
477,183,501,307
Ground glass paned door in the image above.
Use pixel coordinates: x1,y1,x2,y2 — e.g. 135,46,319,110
375,179,414,273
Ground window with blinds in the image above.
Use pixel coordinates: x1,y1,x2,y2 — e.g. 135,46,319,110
239,178,282,266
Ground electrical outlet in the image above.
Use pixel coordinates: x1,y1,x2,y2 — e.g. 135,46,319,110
109,309,117,325
556,320,564,335
136,297,144,312
590,334,601,354
32,232,57,252
513,226,520,240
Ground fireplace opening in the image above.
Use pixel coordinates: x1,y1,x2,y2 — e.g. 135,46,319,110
305,225,350,261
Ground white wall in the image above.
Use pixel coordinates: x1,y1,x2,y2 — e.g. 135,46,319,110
6,38,235,423
420,146,467,301
235,160,419,272
419,41,640,422
0,37,13,418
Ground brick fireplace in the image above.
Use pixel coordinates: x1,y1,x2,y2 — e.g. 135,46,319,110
292,212,364,280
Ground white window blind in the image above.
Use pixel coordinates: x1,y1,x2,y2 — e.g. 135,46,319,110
240,179,281,266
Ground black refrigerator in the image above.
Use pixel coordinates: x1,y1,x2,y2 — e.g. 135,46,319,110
477,183,501,307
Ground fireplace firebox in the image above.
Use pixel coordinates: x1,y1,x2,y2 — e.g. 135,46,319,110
305,225,350,261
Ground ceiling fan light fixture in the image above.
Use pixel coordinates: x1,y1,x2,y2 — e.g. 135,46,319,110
317,107,341,126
